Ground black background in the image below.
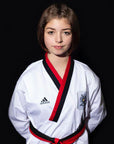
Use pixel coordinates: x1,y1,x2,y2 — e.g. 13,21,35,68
2,0,113,143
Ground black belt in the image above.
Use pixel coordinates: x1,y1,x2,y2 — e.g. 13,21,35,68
29,121,85,144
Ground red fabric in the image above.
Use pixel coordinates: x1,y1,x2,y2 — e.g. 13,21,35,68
45,53,62,85
52,125,85,144
54,138,60,143
49,55,71,121
30,124,85,144
61,125,86,144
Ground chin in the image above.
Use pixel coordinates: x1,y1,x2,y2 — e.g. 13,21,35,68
54,51,68,57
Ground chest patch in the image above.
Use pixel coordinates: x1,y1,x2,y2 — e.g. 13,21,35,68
77,91,87,110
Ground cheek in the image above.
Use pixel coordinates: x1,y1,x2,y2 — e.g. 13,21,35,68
65,36,72,46
44,34,53,48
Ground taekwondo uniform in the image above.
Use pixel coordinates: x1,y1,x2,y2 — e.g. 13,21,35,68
9,53,107,144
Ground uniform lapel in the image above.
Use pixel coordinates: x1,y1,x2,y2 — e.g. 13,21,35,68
43,53,62,90
43,53,74,122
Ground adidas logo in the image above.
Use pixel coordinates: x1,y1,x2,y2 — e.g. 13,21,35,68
40,97,50,104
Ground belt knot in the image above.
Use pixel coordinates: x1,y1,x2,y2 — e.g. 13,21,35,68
53,138,62,144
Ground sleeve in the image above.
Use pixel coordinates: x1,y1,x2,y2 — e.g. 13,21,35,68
8,77,30,139
86,72,107,133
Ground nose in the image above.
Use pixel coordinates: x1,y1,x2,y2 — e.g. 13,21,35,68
55,33,63,43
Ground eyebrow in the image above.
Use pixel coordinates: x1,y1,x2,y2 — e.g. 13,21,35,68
45,27,71,30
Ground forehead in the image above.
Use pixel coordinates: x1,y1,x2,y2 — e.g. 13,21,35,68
45,18,71,29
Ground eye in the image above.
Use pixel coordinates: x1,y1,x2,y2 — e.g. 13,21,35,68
47,31,54,35
64,31,72,35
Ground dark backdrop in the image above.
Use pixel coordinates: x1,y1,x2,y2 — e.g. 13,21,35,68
3,0,113,143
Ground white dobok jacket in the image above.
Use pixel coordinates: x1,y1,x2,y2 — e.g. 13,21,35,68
9,55,107,144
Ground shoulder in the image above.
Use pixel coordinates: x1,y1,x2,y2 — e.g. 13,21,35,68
73,59,100,85
23,59,43,74
20,59,43,78
16,59,43,88
73,59,93,74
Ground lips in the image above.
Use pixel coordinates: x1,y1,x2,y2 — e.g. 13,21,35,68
54,46,64,49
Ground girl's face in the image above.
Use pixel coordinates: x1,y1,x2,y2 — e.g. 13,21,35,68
44,18,72,57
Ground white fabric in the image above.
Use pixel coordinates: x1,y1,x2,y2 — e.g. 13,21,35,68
8,59,107,144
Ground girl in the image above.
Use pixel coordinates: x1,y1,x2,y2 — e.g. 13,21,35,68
9,3,107,144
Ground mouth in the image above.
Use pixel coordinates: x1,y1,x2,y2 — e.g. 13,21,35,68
53,46,64,49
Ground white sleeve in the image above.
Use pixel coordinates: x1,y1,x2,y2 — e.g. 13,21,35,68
8,77,30,139
86,73,107,133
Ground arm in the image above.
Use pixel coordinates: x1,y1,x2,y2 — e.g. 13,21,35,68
86,74,107,133
8,78,30,139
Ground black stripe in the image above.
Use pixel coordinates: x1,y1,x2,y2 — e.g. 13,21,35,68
30,122,55,143
61,120,85,141
53,59,74,122
43,59,60,90
30,120,85,142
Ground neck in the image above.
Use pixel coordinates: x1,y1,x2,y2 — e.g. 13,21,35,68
47,53,69,66
46,53,70,79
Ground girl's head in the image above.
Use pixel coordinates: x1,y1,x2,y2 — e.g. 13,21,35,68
37,3,80,55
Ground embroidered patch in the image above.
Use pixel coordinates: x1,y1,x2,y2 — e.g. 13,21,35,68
80,95,86,106
77,92,87,110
